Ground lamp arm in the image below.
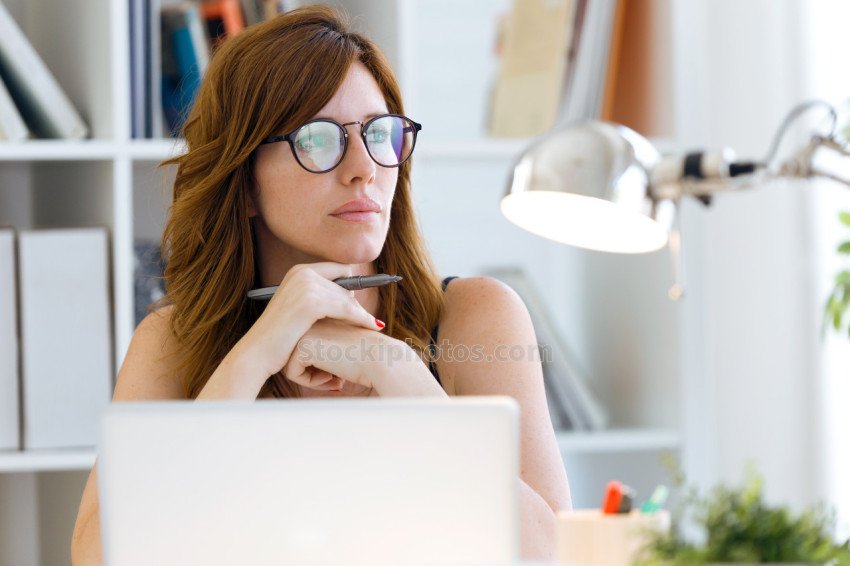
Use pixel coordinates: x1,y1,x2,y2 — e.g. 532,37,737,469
651,134,850,204
761,99,838,169
650,151,766,202
650,100,846,204
779,135,850,188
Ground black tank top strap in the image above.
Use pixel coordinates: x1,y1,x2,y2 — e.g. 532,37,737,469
428,276,458,386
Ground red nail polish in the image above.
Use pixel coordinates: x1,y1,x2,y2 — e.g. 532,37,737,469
375,318,385,329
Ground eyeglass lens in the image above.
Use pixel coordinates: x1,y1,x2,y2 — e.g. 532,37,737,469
291,115,416,172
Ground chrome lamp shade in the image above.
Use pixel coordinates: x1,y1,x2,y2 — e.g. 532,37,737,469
501,121,675,254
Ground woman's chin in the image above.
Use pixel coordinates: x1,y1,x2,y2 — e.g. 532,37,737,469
323,246,382,266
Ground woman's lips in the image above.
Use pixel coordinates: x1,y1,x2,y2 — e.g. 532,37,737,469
331,211,379,222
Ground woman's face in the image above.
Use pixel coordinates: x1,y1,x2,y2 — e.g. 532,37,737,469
250,61,398,269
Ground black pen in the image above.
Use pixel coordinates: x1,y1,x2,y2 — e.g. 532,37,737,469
247,274,403,301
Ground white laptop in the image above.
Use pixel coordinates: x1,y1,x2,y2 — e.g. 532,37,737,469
98,396,520,566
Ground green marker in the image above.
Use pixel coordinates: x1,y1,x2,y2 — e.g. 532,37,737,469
641,485,669,514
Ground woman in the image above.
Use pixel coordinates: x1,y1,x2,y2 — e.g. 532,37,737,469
71,5,571,563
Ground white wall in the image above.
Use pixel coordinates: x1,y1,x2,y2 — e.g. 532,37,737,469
798,0,850,535
672,0,850,525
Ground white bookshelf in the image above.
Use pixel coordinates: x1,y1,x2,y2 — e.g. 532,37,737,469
0,429,681,476
0,0,684,563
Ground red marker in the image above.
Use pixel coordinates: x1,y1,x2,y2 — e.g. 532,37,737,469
602,481,624,514
602,480,635,514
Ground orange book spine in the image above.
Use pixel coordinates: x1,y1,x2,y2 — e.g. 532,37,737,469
601,0,629,121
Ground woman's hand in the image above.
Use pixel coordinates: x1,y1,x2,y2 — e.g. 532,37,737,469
285,320,450,397
283,318,394,391
236,262,385,390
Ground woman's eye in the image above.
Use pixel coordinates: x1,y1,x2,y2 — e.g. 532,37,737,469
367,128,389,144
298,135,331,151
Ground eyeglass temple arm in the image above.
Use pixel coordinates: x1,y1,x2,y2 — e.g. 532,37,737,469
259,134,289,145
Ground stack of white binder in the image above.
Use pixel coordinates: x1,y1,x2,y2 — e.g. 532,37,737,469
0,227,18,450
0,227,113,451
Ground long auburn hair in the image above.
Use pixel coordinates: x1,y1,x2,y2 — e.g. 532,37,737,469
153,5,445,399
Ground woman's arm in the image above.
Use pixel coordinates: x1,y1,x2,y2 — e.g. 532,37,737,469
73,263,386,564
422,276,573,561
71,307,270,565
71,308,180,564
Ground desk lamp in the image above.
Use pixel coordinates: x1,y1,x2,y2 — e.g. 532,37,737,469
501,100,850,299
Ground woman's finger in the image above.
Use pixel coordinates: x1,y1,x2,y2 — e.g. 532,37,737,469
308,369,334,388
285,339,341,391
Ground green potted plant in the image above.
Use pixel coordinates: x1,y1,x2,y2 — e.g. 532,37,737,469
824,210,850,339
636,464,850,565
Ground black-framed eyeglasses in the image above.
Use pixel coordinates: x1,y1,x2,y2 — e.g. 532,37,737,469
259,113,422,174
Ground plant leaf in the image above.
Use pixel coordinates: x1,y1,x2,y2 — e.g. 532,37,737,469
837,271,850,286
840,211,850,227
825,295,838,322
839,242,850,254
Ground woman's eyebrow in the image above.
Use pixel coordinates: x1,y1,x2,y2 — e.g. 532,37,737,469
312,111,389,122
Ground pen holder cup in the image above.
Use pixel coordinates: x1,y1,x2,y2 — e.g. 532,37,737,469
555,509,670,566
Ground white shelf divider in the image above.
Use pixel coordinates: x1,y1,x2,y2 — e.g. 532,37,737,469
556,428,680,454
127,139,187,161
0,429,679,474
0,141,118,161
0,449,96,474
415,139,534,161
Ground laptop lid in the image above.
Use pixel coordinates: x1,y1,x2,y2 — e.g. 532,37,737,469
98,396,520,566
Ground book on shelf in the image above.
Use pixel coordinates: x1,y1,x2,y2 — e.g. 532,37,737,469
131,0,149,139
162,2,211,136
600,0,629,123
242,0,293,24
262,0,297,20
17,227,113,450
0,227,19,451
240,0,264,26
0,0,89,139
486,0,629,135
488,0,578,138
481,266,608,431
600,0,670,137
0,76,29,141
200,0,246,49
556,0,622,124
134,239,167,327
148,0,165,138
134,0,294,138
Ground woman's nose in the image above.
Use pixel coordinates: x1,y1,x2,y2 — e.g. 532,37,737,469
339,124,377,183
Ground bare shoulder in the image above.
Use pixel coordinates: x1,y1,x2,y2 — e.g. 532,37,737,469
441,275,527,339
443,275,522,317
113,304,186,401
436,276,531,395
